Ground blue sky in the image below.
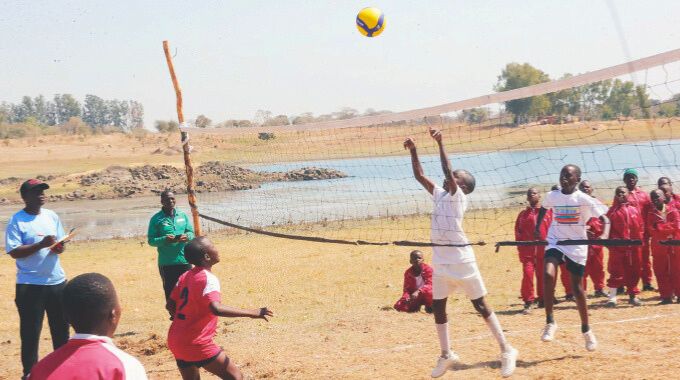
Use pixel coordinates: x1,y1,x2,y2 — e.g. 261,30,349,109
1,1,679,127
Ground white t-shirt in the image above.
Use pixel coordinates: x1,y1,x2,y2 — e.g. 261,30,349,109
542,189,606,265
431,185,475,264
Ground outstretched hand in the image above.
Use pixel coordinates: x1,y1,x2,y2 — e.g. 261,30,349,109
429,127,442,143
403,137,416,151
255,307,274,321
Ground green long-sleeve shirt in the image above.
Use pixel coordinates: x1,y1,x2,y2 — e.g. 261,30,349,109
147,208,195,266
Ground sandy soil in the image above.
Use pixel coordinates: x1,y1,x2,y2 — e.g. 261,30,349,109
1,216,678,379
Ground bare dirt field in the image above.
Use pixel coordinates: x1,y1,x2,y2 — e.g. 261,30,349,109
1,215,679,379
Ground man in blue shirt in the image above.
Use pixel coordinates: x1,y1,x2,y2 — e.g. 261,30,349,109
5,179,70,378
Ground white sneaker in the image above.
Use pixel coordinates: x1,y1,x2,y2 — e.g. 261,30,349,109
431,351,460,378
500,346,518,377
541,323,557,342
583,330,598,351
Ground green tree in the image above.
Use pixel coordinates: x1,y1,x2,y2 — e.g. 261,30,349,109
83,94,107,127
634,85,651,118
495,63,551,124
53,94,81,125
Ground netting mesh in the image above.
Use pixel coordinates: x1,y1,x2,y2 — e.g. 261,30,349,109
190,59,680,247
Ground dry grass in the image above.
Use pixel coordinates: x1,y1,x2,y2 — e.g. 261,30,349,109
1,212,679,379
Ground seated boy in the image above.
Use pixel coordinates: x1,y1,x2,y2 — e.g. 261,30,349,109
394,250,433,313
28,273,147,379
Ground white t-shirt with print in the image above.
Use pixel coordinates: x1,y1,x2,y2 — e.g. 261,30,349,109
542,189,606,265
431,185,475,264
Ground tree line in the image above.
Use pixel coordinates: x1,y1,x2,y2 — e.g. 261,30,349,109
492,62,680,125
155,107,394,132
0,94,144,138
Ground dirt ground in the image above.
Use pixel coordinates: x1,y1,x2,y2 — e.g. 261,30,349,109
1,216,679,379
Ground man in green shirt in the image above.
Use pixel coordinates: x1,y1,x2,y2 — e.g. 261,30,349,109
147,190,195,301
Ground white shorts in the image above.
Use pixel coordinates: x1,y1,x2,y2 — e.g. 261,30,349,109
432,262,487,300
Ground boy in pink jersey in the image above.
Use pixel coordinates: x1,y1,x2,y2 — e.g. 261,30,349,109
28,273,147,380
167,236,273,380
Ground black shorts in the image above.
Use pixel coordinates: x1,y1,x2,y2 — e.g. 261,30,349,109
545,248,585,277
176,351,224,369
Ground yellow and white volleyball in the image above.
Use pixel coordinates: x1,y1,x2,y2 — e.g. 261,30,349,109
356,7,385,37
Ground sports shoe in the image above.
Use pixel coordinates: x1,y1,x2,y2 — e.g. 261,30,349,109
541,323,557,342
593,289,608,298
564,294,575,302
583,330,598,351
628,297,642,306
659,298,672,305
522,302,533,315
643,283,656,291
431,352,460,378
500,346,518,377
605,299,617,308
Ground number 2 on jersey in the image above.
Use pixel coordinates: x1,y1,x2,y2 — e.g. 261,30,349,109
177,287,189,320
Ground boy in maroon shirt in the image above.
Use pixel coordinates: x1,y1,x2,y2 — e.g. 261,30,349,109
394,250,434,313
647,189,680,304
623,169,655,291
605,187,644,307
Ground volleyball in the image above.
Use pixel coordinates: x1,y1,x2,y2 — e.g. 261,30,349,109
356,7,385,37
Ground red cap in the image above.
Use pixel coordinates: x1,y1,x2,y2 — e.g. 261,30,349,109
20,179,49,196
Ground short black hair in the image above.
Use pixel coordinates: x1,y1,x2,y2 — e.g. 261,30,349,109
658,176,671,186
62,273,117,333
160,189,174,198
453,169,476,194
563,164,581,178
184,236,209,265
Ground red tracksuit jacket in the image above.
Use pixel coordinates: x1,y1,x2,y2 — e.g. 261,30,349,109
402,263,433,298
515,207,552,255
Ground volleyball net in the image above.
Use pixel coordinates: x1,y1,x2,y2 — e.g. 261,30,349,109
179,48,680,247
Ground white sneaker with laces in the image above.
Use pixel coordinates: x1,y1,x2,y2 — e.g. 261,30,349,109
541,323,557,342
500,346,518,377
583,330,598,351
431,351,460,378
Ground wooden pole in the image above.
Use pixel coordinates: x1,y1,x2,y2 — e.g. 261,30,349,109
162,40,202,236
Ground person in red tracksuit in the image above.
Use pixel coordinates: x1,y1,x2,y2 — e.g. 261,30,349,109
605,186,644,307
623,168,655,291
394,250,434,313
579,180,608,298
514,188,552,314
658,177,680,210
647,189,680,304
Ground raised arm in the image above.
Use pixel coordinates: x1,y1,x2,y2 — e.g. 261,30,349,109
404,138,435,195
430,128,457,194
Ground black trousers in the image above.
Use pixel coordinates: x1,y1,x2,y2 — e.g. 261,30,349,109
159,264,192,301
15,282,70,376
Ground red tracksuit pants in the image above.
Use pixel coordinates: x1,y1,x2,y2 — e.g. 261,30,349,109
394,289,433,312
641,237,654,286
584,246,605,291
652,246,680,299
519,248,544,303
606,247,642,295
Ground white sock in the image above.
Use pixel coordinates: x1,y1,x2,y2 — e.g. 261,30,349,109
436,323,451,356
485,313,510,352
608,287,617,301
